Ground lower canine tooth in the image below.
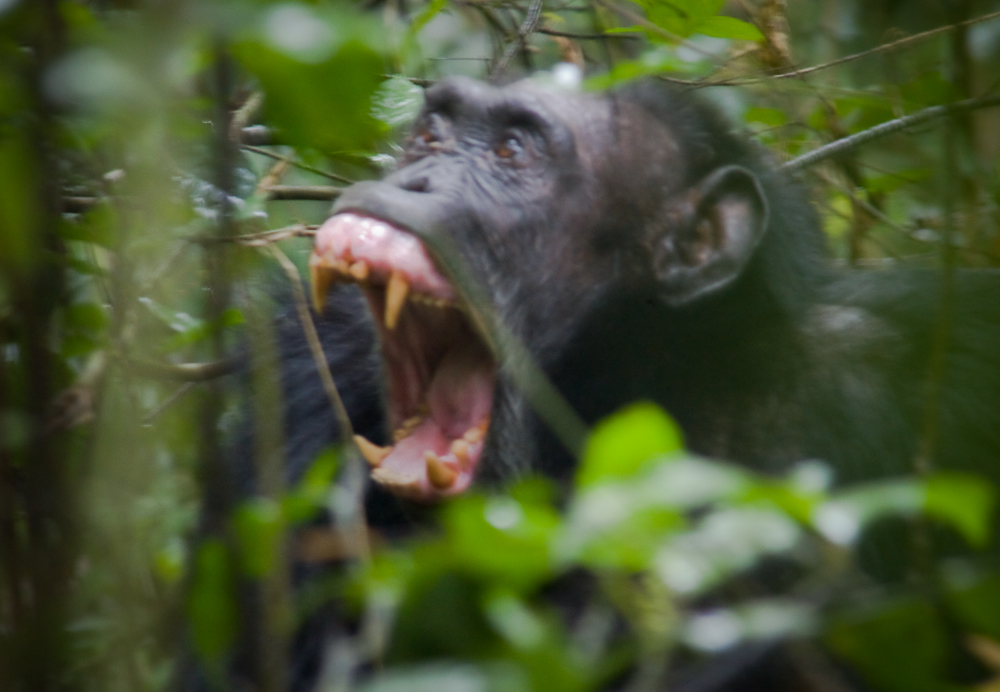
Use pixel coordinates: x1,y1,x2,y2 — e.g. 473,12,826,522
354,435,391,466
384,271,409,330
425,451,458,489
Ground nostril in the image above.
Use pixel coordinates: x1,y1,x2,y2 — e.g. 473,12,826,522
401,176,430,193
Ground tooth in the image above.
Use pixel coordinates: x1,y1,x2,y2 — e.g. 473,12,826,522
450,438,470,468
463,426,484,444
384,271,409,330
354,434,391,467
334,258,351,274
309,254,334,313
393,413,425,442
425,451,458,489
349,260,369,281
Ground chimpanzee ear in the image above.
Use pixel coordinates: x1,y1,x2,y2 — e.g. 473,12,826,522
653,165,769,306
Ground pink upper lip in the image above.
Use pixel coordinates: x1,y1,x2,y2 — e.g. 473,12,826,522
313,212,456,301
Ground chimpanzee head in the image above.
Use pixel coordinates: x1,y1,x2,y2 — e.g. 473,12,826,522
309,76,819,501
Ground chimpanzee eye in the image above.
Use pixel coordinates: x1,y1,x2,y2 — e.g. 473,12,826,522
494,134,524,160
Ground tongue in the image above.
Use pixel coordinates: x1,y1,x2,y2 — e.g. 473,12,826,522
428,339,494,439
373,338,493,500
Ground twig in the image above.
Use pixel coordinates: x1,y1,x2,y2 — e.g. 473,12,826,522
265,244,371,565
768,8,1000,83
264,185,343,201
670,7,1000,87
141,382,196,425
538,27,639,40
227,224,317,247
782,93,1000,173
242,144,354,185
231,91,264,143
126,357,238,382
492,0,545,76
241,125,273,145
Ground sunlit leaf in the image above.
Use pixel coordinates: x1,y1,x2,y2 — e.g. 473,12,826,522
694,16,763,41
576,402,684,488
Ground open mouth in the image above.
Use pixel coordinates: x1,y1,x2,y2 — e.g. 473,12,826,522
309,213,495,501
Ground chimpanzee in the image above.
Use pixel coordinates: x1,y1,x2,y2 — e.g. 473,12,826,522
275,76,1000,690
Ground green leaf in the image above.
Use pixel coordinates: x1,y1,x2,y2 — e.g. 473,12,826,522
235,498,284,577
744,107,787,127
826,598,951,692
576,402,683,488
234,9,386,154
284,446,339,523
924,472,995,548
410,0,449,35
372,76,425,130
444,493,559,590
694,15,763,41
187,540,239,664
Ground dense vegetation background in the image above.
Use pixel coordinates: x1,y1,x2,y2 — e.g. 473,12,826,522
3,1,1000,691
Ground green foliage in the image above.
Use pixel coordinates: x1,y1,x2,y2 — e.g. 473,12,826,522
6,2,1000,691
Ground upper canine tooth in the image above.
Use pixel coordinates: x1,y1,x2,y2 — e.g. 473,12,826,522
425,451,458,489
349,260,369,281
354,434,391,467
309,254,334,313
385,271,409,330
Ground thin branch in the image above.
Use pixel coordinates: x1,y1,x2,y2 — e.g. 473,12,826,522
782,93,1000,173
126,357,238,382
265,244,371,565
768,8,1000,82
264,185,344,201
492,0,545,76
241,144,355,185
240,125,273,145
230,90,264,143
228,224,317,247
670,7,1000,87
537,27,639,40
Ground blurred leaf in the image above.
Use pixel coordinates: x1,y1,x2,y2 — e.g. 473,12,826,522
284,446,339,523
924,472,995,548
827,599,950,692
187,540,239,664
444,494,559,590
357,663,488,692
694,16,762,40
234,5,386,153
235,497,284,577
576,402,683,488
585,48,703,90
372,76,425,130
745,106,787,127
656,506,800,594
813,479,922,545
